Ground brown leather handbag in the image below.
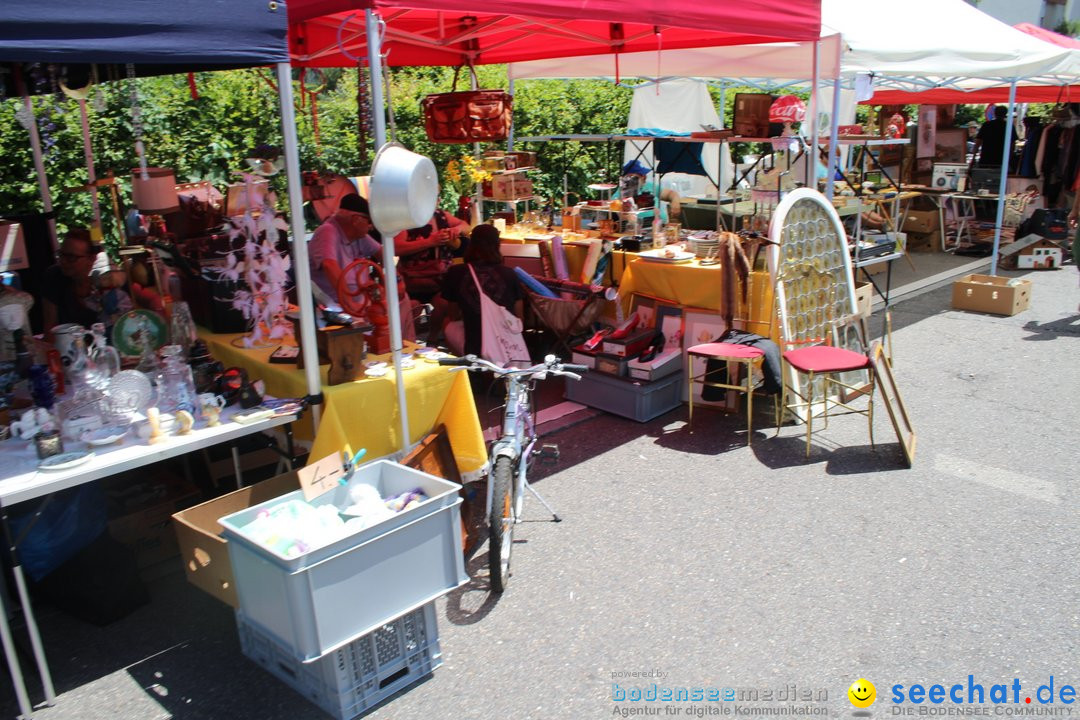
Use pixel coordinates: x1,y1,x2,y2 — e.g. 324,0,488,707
422,66,512,144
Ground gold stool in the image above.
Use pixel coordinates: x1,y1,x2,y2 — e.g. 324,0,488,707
687,342,776,446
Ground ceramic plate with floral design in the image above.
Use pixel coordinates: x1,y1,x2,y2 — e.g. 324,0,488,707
112,309,167,358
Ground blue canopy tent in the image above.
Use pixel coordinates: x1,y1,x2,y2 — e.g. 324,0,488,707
0,4,323,716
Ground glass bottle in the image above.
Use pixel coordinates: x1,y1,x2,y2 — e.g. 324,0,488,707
155,344,198,415
169,301,197,361
86,323,120,390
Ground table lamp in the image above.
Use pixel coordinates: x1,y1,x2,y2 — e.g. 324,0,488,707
131,167,180,215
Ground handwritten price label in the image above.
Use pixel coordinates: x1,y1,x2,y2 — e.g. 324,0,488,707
297,451,345,501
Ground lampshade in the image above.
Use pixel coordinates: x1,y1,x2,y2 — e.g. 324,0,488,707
131,167,180,214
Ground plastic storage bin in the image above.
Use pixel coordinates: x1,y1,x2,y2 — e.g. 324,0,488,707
219,459,467,662
237,602,441,720
565,370,683,422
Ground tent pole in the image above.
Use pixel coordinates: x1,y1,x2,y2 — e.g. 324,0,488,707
990,80,1018,276
366,10,388,148
508,75,515,151
807,40,821,188
826,42,842,201
367,8,411,453
16,68,58,251
718,81,727,126
77,99,103,237
276,62,323,428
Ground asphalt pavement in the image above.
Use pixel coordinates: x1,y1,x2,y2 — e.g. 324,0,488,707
2,264,1078,720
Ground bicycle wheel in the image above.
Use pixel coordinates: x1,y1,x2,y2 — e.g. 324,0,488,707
488,455,515,593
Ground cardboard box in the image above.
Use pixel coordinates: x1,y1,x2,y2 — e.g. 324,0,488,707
902,209,940,234
570,345,598,369
594,352,629,377
628,349,683,381
906,230,942,252
854,281,873,319
952,274,1031,316
602,328,654,357
172,471,301,607
109,479,201,570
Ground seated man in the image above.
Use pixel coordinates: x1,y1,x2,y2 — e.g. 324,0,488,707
308,193,415,339
308,194,381,308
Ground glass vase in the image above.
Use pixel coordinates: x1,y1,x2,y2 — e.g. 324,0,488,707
155,345,198,415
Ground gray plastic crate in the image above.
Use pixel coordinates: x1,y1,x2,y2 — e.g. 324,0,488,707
565,370,683,422
237,603,441,720
219,459,467,662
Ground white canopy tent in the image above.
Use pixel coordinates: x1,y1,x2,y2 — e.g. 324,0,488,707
508,0,1080,274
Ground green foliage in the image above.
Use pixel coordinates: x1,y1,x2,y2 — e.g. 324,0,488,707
0,64,633,231
1054,20,1080,38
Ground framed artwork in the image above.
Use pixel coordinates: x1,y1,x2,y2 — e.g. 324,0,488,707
935,128,967,164
629,294,658,329
869,340,915,467
655,303,684,353
682,310,738,408
833,315,872,403
917,106,937,159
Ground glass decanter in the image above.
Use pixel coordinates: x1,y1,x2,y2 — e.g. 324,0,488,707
155,344,198,415
86,323,120,390
169,301,197,361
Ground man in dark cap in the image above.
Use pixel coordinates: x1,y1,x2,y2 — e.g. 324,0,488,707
309,193,381,306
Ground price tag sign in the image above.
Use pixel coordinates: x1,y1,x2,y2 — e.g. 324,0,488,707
297,451,345,501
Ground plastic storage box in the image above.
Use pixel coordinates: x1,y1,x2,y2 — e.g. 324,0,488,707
237,602,441,720
565,370,683,422
219,459,467,662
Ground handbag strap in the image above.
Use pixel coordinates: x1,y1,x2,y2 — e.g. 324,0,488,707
450,63,480,93
467,263,487,300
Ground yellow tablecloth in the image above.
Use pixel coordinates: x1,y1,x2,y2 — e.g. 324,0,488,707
618,261,775,335
199,331,488,476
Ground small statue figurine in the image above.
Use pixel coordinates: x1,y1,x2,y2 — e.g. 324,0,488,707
145,407,164,445
203,404,222,428
174,409,194,436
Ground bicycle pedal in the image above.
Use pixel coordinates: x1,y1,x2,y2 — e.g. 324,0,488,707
533,444,560,462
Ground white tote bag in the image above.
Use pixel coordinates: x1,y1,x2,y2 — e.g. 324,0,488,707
469,264,530,367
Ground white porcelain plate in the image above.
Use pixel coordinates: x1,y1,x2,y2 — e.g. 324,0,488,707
82,425,130,446
638,248,695,264
38,451,95,471
365,366,388,377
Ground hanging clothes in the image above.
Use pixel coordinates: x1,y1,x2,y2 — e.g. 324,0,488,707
1019,118,1043,178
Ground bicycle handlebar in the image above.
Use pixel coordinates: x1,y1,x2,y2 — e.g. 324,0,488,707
438,354,587,379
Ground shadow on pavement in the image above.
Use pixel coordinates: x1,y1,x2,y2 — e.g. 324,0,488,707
1021,313,1080,341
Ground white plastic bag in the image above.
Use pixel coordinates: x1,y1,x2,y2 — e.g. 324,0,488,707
469,264,529,367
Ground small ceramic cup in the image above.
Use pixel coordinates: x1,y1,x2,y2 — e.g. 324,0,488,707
198,393,226,412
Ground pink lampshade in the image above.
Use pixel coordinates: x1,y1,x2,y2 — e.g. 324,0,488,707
131,167,180,214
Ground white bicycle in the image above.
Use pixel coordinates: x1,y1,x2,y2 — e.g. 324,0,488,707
439,354,586,592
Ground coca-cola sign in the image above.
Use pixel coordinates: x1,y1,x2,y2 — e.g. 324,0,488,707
769,95,806,125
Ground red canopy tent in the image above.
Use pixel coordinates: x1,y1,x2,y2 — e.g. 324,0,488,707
288,0,822,67
864,23,1080,105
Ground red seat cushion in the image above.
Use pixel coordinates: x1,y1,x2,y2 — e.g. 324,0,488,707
784,345,871,373
688,342,765,360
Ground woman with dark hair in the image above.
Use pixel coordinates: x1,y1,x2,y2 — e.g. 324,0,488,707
436,224,524,357
392,205,470,303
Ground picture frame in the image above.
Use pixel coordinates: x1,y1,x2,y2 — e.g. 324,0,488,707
629,294,658,329
869,340,915,467
682,310,738,409
832,315,872,403
655,303,684,353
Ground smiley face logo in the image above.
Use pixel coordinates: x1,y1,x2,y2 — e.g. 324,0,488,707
848,679,876,708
